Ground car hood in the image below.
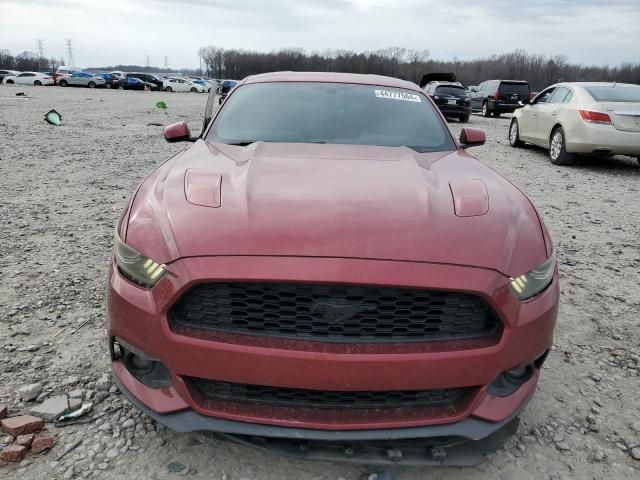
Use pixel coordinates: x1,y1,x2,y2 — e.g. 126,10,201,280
125,140,547,277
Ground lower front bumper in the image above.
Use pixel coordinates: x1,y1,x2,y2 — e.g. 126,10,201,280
115,374,527,466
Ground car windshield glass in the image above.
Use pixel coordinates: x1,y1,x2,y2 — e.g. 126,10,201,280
208,82,455,152
584,86,640,102
435,86,467,96
499,82,529,96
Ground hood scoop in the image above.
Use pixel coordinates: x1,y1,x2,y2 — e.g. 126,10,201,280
449,180,489,217
184,169,222,208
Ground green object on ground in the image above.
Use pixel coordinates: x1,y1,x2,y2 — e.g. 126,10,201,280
45,109,62,125
156,101,167,109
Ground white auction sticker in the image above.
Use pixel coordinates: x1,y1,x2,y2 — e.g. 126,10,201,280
374,90,422,102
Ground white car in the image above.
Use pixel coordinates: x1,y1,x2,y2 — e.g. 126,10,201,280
510,82,640,165
163,77,206,93
3,71,54,86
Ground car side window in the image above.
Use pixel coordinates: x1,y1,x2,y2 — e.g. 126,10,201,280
548,87,570,103
534,88,556,104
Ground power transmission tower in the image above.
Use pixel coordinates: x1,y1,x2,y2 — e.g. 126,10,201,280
145,55,150,68
36,39,45,70
64,39,75,68
164,56,168,70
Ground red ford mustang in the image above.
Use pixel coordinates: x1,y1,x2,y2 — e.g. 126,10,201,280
107,72,559,466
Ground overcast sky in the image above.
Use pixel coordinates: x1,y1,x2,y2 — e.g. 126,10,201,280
2,0,639,69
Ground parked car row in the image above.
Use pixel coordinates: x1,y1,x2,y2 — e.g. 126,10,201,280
1,65,221,93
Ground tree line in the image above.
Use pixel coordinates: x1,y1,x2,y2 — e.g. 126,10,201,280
4,46,640,90
198,46,640,90
0,49,65,73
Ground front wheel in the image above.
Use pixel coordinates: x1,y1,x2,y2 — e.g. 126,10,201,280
59,80,68,87
190,87,197,92
88,81,96,88
549,127,575,166
482,102,491,117
509,119,524,147
165,86,172,92
34,80,42,86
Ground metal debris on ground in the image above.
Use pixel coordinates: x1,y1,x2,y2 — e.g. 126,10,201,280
57,402,93,423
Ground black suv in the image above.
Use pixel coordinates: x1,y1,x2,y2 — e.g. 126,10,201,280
420,72,471,122
470,80,530,117
423,81,471,122
125,73,163,91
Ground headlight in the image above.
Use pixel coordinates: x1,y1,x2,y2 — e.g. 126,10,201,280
114,230,166,288
509,251,556,300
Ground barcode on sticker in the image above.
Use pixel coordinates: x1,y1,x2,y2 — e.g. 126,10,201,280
375,90,421,102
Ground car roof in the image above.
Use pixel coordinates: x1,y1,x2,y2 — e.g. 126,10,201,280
241,71,420,92
431,81,464,87
555,81,640,88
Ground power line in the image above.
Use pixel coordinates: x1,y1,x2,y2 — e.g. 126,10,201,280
64,39,75,69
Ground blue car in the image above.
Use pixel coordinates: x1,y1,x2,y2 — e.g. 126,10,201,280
118,77,155,91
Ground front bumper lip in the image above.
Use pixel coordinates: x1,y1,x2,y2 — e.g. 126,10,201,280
113,373,531,442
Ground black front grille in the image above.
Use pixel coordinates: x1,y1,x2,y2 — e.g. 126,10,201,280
169,282,499,343
188,378,469,409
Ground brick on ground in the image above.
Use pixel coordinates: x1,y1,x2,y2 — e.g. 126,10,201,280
0,444,27,462
0,415,44,436
31,434,56,454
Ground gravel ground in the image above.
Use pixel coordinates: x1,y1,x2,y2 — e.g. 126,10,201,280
1,85,639,479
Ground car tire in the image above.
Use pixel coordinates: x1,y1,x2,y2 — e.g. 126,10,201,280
482,101,491,117
59,80,68,87
34,80,42,86
509,119,525,148
165,86,172,92
191,87,197,93
6,79,14,84
460,115,469,123
106,84,112,89
88,81,96,88
549,127,575,166
118,85,124,90
492,111,501,117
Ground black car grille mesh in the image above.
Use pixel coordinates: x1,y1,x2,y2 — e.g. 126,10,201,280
187,378,470,409
168,282,499,343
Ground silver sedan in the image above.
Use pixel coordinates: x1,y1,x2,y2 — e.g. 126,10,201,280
58,73,106,88
509,82,640,165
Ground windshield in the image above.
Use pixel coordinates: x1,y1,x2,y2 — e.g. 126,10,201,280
435,85,467,96
207,82,455,152
585,85,640,102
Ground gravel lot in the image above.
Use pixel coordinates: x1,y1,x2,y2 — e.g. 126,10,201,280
1,85,639,479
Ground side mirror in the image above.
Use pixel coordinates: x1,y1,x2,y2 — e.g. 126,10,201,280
519,98,531,106
164,121,192,143
459,128,486,149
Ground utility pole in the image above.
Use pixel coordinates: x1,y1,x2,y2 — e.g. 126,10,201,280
64,39,75,69
145,55,150,68
36,39,45,70
164,56,168,70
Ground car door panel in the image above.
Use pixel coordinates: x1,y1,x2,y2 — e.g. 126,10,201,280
535,88,570,146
